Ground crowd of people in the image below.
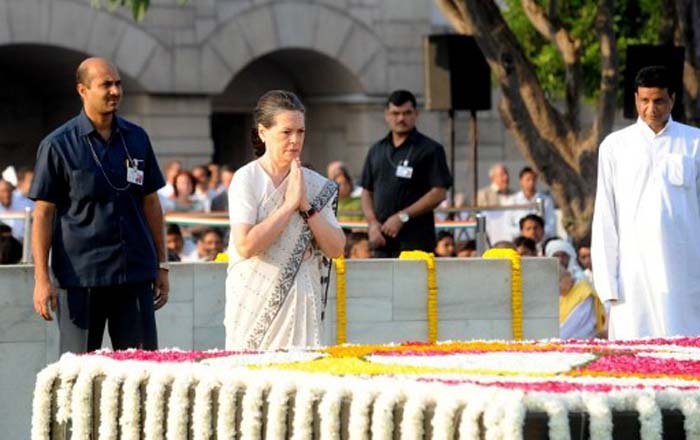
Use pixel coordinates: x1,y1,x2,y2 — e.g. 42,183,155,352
4,78,598,343
0,167,35,263
19,58,699,355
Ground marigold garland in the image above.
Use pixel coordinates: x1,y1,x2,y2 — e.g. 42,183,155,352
335,257,347,344
399,251,438,342
483,248,523,340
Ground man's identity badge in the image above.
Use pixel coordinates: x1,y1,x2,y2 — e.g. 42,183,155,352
396,160,413,179
126,159,144,185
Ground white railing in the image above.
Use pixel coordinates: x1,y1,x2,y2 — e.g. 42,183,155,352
1,199,544,262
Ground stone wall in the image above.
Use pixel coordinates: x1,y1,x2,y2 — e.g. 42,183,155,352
0,0,532,192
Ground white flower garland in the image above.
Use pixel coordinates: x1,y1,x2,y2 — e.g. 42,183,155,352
31,363,59,440
264,380,295,440
458,393,489,440
143,368,174,440
239,377,269,440
166,370,196,439
215,375,246,440
636,392,662,440
430,392,464,440
583,393,613,440
30,340,700,440
98,368,125,440
119,365,148,440
291,384,321,440
370,387,404,439
348,385,378,440
192,375,220,440
401,390,431,440
679,392,700,438
483,396,505,440
55,354,81,423
500,391,526,440
318,384,347,440
70,361,104,440
525,394,571,440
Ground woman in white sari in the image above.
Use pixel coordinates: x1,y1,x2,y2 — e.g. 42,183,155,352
225,90,346,350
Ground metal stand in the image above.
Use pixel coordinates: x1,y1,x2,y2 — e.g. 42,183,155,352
448,109,456,207
470,109,479,206
475,214,487,256
21,207,32,264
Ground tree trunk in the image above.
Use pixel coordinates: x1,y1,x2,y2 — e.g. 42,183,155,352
434,0,617,245
675,0,700,126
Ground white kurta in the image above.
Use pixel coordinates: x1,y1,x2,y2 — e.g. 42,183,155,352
485,192,515,243
592,117,700,339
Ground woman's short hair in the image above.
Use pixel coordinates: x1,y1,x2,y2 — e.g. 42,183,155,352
332,165,354,188
173,171,196,197
251,90,306,157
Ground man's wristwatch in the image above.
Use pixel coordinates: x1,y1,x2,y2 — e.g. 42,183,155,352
299,204,318,221
398,211,410,223
158,261,170,272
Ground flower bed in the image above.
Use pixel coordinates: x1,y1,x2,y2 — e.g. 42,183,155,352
32,337,700,439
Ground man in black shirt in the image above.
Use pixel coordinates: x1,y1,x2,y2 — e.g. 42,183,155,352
360,90,453,257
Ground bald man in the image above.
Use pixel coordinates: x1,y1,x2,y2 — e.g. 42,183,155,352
477,163,515,243
29,58,169,353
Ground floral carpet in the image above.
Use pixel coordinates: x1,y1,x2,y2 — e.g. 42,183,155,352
32,337,700,439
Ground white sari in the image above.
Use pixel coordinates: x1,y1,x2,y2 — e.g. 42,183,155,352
224,162,339,350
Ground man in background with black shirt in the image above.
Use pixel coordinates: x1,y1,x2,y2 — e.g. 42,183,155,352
360,90,452,257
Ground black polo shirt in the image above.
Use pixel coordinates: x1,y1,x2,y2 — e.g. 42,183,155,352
29,111,165,288
360,129,452,250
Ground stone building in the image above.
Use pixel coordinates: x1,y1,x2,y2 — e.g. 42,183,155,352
0,0,529,198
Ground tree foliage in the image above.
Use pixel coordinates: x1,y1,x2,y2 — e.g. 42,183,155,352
90,0,149,21
503,0,662,103
433,0,700,244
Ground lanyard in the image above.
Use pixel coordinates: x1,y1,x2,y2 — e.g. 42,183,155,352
85,130,134,191
385,142,414,168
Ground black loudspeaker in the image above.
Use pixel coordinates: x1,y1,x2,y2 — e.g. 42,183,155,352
624,45,685,120
424,34,491,111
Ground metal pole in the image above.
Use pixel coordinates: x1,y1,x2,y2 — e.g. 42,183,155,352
475,213,487,256
470,109,479,206
448,108,455,207
535,197,545,219
162,222,168,262
21,207,32,264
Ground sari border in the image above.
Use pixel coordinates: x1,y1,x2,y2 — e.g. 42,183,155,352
244,179,338,348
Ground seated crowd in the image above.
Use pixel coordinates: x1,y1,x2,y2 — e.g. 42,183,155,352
2,158,604,339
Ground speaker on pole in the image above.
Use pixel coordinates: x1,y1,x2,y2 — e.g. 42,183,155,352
623,44,685,120
423,34,491,111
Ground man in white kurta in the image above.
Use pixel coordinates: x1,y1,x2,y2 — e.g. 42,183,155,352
592,65,700,339
509,166,557,240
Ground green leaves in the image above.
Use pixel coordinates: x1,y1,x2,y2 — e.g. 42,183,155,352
90,0,188,22
503,0,662,101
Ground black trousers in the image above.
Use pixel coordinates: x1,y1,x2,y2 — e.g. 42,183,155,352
57,281,158,353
